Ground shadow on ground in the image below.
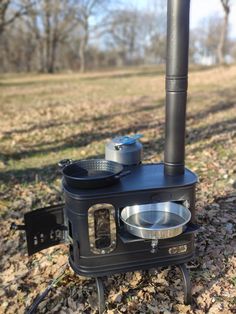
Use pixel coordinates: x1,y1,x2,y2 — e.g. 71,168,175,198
1,85,236,186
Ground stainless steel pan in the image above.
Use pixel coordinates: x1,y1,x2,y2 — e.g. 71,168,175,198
121,202,191,240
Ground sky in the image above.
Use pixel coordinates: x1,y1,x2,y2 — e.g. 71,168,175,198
190,0,236,38
128,0,236,39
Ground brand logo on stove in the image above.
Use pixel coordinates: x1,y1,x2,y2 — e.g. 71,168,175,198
168,245,188,255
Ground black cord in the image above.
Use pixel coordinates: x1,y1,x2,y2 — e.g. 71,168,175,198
26,263,68,314
26,286,52,314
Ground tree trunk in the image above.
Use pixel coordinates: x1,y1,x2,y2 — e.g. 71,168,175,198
39,40,45,72
44,0,52,73
79,18,88,73
48,36,57,73
45,21,51,72
79,38,86,73
217,0,230,65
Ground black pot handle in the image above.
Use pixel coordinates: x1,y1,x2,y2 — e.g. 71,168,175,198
58,159,73,169
115,170,131,179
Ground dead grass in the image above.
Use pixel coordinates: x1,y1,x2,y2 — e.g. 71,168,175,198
0,65,236,313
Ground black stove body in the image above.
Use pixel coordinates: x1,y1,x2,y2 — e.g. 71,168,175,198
18,163,197,312
64,163,197,277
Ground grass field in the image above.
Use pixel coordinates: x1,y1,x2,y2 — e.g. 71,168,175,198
0,66,236,313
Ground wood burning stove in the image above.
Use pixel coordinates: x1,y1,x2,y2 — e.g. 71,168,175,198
12,1,199,312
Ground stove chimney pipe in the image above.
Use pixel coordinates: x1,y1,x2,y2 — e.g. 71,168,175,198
164,0,190,176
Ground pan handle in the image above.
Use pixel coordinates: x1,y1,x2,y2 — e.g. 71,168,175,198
115,170,131,179
58,159,73,169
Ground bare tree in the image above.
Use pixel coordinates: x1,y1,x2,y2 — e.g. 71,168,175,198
75,0,110,73
194,16,223,65
105,3,166,66
217,0,231,64
0,0,33,35
2,0,235,73
106,9,139,66
144,1,166,64
24,0,77,73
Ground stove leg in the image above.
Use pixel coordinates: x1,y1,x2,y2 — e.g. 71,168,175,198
177,264,192,305
95,277,105,314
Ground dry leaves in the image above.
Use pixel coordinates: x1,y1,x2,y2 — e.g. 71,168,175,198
0,66,236,313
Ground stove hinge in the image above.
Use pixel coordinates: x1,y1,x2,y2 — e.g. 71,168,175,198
11,203,67,256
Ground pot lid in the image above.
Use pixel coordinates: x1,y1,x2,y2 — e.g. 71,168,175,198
112,134,143,148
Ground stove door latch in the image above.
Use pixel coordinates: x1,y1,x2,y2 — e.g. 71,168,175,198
10,203,67,256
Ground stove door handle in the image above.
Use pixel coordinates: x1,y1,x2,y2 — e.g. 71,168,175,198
10,222,26,231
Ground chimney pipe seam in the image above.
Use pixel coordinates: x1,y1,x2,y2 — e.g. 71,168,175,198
166,77,188,92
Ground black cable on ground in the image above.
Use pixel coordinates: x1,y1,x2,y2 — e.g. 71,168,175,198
26,263,68,314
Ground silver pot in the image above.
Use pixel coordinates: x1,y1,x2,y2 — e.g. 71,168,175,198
121,202,191,240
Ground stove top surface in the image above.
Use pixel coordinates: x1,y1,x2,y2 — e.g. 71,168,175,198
63,163,197,199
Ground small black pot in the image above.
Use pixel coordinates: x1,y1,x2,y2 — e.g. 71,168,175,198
59,159,130,189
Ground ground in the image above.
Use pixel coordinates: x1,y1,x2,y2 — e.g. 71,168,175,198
0,65,236,314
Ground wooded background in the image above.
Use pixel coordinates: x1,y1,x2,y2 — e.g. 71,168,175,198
0,0,235,73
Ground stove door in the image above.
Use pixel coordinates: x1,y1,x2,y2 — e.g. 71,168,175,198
22,204,66,255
